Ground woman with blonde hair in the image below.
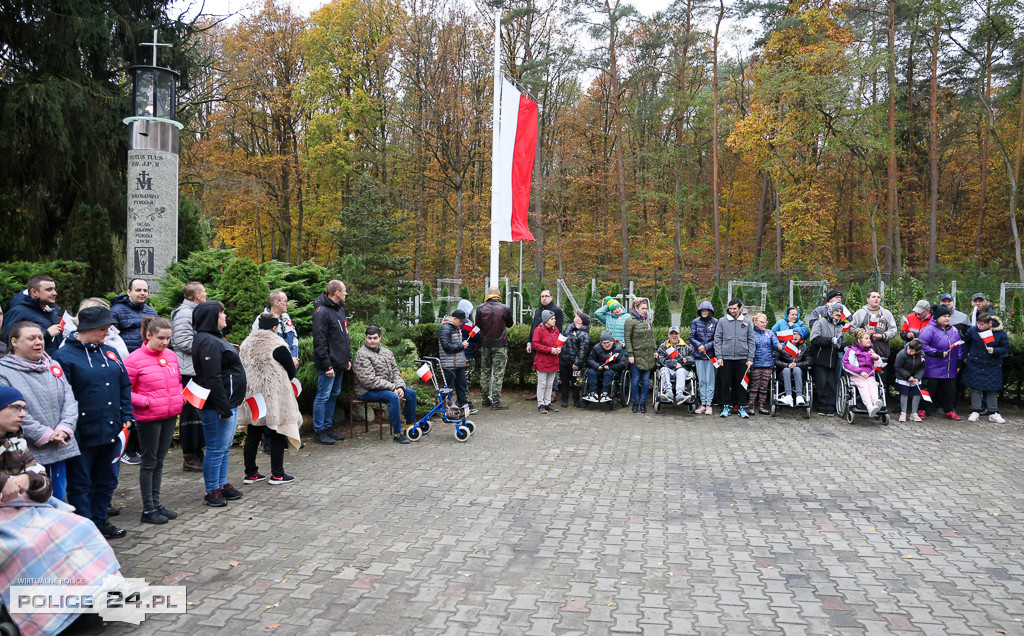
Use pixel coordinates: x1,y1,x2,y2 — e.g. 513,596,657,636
623,298,657,414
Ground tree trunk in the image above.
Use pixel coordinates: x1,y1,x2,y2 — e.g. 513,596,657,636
928,20,939,281
904,15,917,265
712,0,725,285
752,171,770,270
975,27,994,257
885,0,899,275
454,182,464,280
606,0,630,294
774,175,782,272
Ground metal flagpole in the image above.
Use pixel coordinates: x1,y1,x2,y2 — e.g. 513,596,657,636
519,241,523,298
488,7,502,288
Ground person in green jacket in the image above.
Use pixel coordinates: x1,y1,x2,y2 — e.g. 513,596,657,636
623,298,657,413
594,298,629,345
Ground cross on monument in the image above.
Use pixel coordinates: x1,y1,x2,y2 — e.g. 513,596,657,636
140,29,171,67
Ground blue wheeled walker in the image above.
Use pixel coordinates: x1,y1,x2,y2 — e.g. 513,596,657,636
406,358,476,442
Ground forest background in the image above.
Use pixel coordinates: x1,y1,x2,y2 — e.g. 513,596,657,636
2,0,1024,313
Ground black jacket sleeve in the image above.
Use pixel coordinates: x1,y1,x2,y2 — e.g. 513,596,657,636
312,307,332,370
195,335,231,417
273,345,296,380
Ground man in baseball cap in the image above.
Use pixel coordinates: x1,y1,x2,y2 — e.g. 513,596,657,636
939,293,970,336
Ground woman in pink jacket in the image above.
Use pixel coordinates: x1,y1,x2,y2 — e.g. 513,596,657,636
842,329,883,417
125,317,183,525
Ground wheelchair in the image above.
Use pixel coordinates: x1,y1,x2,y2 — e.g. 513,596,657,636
581,366,632,410
769,365,814,419
837,368,890,425
651,362,698,414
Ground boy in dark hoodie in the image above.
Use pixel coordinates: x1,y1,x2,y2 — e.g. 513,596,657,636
559,311,591,408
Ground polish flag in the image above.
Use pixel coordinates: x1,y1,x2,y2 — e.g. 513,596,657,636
842,307,852,320
182,380,210,409
868,315,879,327
245,394,267,421
291,377,302,397
777,329,794,342
605,353,619,364
111,424,129,464
783,342,800,358
417,363,434,383
59,311,73,333
950,340,965,349
841,322,852,333
919,388,932,402
874,361,886,372
462,323,480,338
666,346,679,359
557,333,568,344
710,357,722,368
492,79,537,243
980,329,995,344
741,374,750,390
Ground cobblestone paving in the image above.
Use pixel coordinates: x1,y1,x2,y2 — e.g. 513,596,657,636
69,395,1024,635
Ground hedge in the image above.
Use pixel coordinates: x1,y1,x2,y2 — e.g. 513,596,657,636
0,260,91,313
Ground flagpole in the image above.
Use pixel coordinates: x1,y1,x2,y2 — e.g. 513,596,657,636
488,6,501,288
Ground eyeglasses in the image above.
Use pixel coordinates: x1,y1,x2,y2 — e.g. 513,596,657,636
3,405,26,413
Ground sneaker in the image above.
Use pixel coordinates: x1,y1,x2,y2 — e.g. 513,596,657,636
695,405,705,414
545,404,559,413
584,392,598,402
482,397,492,407
599,393,611,403
706,405,715,415
393,433,411,444
738,407,750,419
491,400,509,410
898,413,907,422
466,407,479,415
795,396,806,406
720,406,731,417
221,483,243,500
968,411,980,422
243,472,266,484
989,412,1006,423
327,429,345,441
269,473,295,485
759,406,771,415
868,401,881,417
99,522,127,539
313,430,335,445
943,411,962,421
156,506,177,520
538,406,548,415
121,452,142,466
910,413,923,422
140,509,168,525
675,395,688,405
661,393,674,404
204,488,226,507
780,395,794,407
917,410,927,420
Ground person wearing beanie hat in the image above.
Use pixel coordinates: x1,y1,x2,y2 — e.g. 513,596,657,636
595,297,629,346
456,299,480,411
918,300,965,420
525,291,564,401
532,310,562,413
559,311,592,408
808,302,847,416
0,385,53,504
807,290,850,331
438,310,470,416
901,300,932,341
0,386,25,412
585,329,628,405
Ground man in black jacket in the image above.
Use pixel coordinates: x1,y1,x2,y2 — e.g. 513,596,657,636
474,286,513,410
312,280,351,445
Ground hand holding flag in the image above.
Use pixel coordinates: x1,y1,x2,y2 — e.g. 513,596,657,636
783,342,800,358
666,346,679,359
557,333,568,344
182,380,210,409
919,387,932,402
980,329,995,344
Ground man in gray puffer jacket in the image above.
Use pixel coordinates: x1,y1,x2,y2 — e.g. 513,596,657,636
439,310,470,413
713,298,755,418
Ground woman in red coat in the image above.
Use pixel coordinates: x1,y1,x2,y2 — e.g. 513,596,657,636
532,310,562,414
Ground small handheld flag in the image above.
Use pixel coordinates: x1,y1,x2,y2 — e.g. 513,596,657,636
111,425,129,464
291,377,302,397
777,329,794,342
605,353,619,364
245,394,267,421
868,316,879,328
919,388,932,402
557,333,568,344
710,356,722,368
666,346,679,359
462,323,480,338
416,363,434,383
783,342,800,358
950,340,965,349
841,323,852,333
182,380,210,409
874,361,886,372
741,373,750,390
59,311,73,333
980,329,995,344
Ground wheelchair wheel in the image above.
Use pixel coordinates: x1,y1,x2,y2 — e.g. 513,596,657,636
836,377,850,423
686,401,696,414
804,381,814,419
653,395,662,414
464,420,476,435
619,368,632,406
879,412,890,426
770,399,777,418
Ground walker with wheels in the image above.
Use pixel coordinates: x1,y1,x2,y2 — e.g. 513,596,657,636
406,358,475,442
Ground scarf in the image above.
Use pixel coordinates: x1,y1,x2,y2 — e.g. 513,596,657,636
7,352,53,373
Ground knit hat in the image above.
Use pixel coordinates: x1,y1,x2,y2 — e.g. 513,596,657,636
0,386,25,412
258,314,279,330
827,302,844,315
826,290,842,302
668,325,680,334
575,310,590,327
932,304,951,318
451,309,467,321
540,309,554,323
913,300,930,314
600,330,614,343
605,298,622,311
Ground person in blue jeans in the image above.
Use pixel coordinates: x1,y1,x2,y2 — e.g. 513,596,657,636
311,281,351,445
351,326,415,443
190,301,247,508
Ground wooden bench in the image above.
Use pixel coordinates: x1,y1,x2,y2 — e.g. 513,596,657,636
349,397,386,440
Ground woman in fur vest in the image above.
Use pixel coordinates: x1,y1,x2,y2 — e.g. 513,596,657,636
238,314,301,485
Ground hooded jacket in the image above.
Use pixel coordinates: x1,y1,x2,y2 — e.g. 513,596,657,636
893,347,926,385
774,340,811,370
808,311,845,368
623,310,657,370
689,301,718,359
713,312,755,361
771,308,810,341
842,343,878,377
962,324,1009,391
457,299,480,359
52,335,133,447
587,341,628,372
109,294,158,353
474,297,513,348
900,312,932,340
312,292,351,372
531,323,561,373
594,304,629,345
191,301,247,417
238,329,301,448
0,353,81,465
850,304,898,359
171,299,198,376
438,318,467,369
125,343,184,422
918,319,964,379
559,322,591,368
2,290,63,354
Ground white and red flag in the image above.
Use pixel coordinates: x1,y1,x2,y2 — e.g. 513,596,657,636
783,342,800,358
605,353,619,364
462,323,480,338
111,424,130,464
919,388,932,402
416,363,434,383
868,315,879,328
666,346,679,359
841,322,852,333
291,377,302,397
493,79,538,243
980,329,995,344
182,380,210,409
710,356,722,368
950,340,965,349
245,394,267,421
741,374,750,390
776,329,794,342
557,333,568,344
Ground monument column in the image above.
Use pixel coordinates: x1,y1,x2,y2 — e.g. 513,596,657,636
124,30,181,292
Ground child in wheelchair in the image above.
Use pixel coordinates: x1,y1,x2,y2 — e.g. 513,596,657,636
774,332,811,407
842,328,885,417
656,326,694,405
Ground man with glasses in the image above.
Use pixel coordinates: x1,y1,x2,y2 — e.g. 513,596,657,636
526,290,564,400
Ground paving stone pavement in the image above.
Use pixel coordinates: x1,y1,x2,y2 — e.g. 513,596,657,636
65,395,1024,635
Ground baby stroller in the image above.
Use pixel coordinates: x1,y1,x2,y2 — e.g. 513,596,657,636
405,358,476,442
837,367,890,425
769,369,814,419
652,360,698,414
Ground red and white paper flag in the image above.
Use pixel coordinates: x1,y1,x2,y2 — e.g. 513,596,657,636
245,394,267,421
605,353,619,364
841,322,852,333
783,342,800,358
919,388,932,402
842,307,852,320
710,356,722,368
741,374,750,390
462,323,480,338
874,361,886,372
666,346,679,359
980,329,995,344
950,340,965,349
182,380,210,409
111,424,129,464
557,333,568,344
291,377,302,397
59,311,73,333
868,315,879,327
416,363,434,383
493,79,538,243
777,329,794,342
